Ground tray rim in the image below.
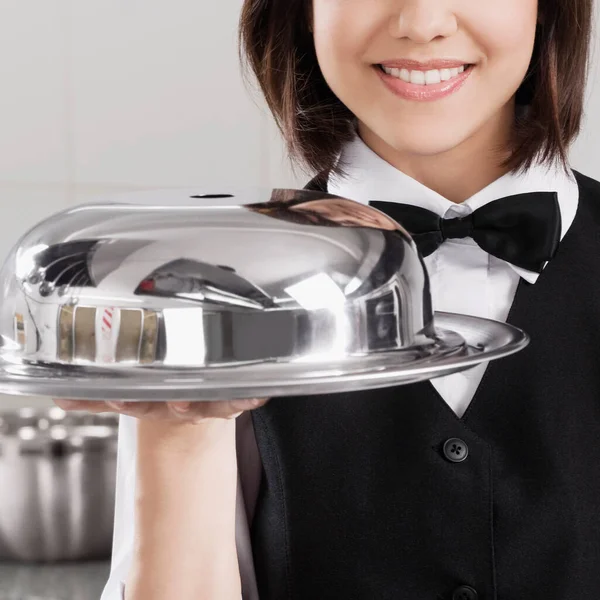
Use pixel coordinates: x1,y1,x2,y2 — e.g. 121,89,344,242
0,311,529,401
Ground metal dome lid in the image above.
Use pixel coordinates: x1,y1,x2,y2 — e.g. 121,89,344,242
0,187,528,401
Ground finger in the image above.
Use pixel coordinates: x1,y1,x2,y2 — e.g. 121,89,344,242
54,399,111,413
168,398,268,422
167,401,191,416
167,401,201,420
55,399,157,418
105,401,157,419
220,398,269,420
228,398,269,414
54,398,270,422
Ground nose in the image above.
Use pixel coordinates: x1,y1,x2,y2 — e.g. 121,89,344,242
390,0,458,43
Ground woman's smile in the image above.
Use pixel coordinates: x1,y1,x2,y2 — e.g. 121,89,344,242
374,61,475,101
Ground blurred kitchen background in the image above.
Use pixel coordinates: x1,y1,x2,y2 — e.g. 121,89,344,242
0,1,599,599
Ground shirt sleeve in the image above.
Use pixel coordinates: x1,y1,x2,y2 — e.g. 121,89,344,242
100,412,263,600
103,416,245,600
236,411,263,599
100,414,138,600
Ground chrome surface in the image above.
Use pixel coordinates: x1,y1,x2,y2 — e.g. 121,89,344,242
0,312,528,400
0,407,118,562
0,560,109,600
0,187,529,400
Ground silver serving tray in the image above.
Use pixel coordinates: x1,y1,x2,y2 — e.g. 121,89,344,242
0,187,530,400
0,312,528,401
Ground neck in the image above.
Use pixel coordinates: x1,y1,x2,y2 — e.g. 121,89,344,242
358,103,515,204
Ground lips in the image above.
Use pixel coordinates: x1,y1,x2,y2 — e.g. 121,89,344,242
375,62,475,101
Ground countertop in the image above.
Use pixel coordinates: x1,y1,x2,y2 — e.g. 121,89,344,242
0,561,110,600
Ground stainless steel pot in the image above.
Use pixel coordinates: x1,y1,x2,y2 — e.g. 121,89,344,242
0,407,118,562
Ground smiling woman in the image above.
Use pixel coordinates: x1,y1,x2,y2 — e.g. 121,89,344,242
310,0,541,165
239,0,591,182
93,0,599,599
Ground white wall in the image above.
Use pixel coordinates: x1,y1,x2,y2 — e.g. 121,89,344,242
0,0,598,409
569,7,600,175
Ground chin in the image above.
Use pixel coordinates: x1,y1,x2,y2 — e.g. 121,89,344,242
374,127,475,159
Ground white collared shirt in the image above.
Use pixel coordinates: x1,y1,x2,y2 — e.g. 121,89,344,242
101,135,579,600
328,136,579,416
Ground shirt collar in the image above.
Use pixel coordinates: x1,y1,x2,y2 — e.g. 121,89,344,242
327,135,579,284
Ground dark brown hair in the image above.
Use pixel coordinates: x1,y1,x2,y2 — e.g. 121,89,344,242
239,0,594,178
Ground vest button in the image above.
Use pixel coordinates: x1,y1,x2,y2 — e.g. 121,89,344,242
443,438,469,463
452,585,479,600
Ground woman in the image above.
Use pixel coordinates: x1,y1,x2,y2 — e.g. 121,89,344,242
59,0,598,598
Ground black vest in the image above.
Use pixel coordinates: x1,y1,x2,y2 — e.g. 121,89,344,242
250,171,600,600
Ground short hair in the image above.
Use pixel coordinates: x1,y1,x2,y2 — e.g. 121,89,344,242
239,0,594,178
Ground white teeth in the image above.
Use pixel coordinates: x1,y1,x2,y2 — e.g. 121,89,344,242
381,64,469,85
410,70,425,84
424,69,441,85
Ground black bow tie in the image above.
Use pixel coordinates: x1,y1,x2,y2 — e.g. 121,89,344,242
370,192,562,273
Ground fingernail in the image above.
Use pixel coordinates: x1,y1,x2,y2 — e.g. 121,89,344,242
172,402,191,413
